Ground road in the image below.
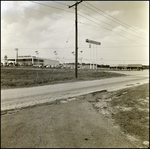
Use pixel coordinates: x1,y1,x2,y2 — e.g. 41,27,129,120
1,70,149,112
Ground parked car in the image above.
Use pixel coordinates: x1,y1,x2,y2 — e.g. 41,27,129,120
46,65,51,68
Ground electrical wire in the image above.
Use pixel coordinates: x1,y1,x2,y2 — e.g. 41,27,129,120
78,9,147,40
2,2,148,51
5,1,147,45
2,2,75,21
2,1,128,32
31,1,74,14
27,1,148,42
83,1,147,37
78,13,147,46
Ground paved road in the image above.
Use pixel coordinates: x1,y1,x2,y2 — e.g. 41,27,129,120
1,70,149,111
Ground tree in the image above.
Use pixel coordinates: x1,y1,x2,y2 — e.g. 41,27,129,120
4,55,7,60
4,55,8,65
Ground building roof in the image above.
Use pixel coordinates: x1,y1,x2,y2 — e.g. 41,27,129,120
110,64,142,67
127,64,142,67
7,55,59,62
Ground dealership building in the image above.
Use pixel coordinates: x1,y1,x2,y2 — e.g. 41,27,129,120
7,55,59,67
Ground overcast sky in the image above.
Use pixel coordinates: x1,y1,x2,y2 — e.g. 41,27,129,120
1,1,149,65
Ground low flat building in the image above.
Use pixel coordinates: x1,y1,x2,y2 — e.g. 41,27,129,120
109,64,143,70
127,64,143,70
7,55,59,67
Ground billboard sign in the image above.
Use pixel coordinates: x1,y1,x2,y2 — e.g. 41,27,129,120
86,39,101,45
18,55,31,58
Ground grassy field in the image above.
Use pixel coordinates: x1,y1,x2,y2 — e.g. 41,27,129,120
1,67,125,89
110,83,149,147
90,83,149,148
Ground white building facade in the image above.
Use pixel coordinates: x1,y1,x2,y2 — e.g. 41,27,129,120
7,55,59,67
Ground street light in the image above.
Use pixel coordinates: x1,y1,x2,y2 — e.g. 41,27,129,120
62,57,66,66
35,51,39,66
54,51,58,67
80,51,83,69
72,51,75,56
15,48,19,67
54,51,58,60
101,58,103,67
71,51,75,68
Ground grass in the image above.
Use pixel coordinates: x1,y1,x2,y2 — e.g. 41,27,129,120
1,67,125,89
110,83,149,146
86,83,149,147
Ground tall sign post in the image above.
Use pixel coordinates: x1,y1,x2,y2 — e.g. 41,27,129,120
86,39,101,69
69,1,82,78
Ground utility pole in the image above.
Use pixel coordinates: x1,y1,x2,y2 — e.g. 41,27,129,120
69,0,82,78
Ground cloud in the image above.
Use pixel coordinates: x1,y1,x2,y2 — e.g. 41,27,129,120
105,10,123,16
1,1,75,60
1,1,149,65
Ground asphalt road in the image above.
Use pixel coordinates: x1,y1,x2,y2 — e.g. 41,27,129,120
1,70,149,112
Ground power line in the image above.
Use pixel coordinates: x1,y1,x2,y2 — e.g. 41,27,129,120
78,21,147,43
78,13,147,46
78,9,147,40
83,1,147,37
30,2,147,44
2,2,148,47
31,1,74,14
3,1,148,41
7,0,144,41
2,1,125,33
5,1,147,44
3,2,75,21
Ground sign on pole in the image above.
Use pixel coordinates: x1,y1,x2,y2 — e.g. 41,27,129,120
86,39,101,45
86,39,101,69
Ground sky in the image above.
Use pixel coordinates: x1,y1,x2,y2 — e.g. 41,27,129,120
1,1,149,65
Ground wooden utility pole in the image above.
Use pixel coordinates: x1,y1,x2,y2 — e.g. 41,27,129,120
69,1,82,78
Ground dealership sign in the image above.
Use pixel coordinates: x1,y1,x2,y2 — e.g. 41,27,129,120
18,55,31,58
86,39,101,45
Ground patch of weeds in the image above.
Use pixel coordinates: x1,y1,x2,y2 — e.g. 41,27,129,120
112,106,149,141
24,81,30,85
9,82,17,86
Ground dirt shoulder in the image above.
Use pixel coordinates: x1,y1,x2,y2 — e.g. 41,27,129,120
90,83,149,148
1,83,149,148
